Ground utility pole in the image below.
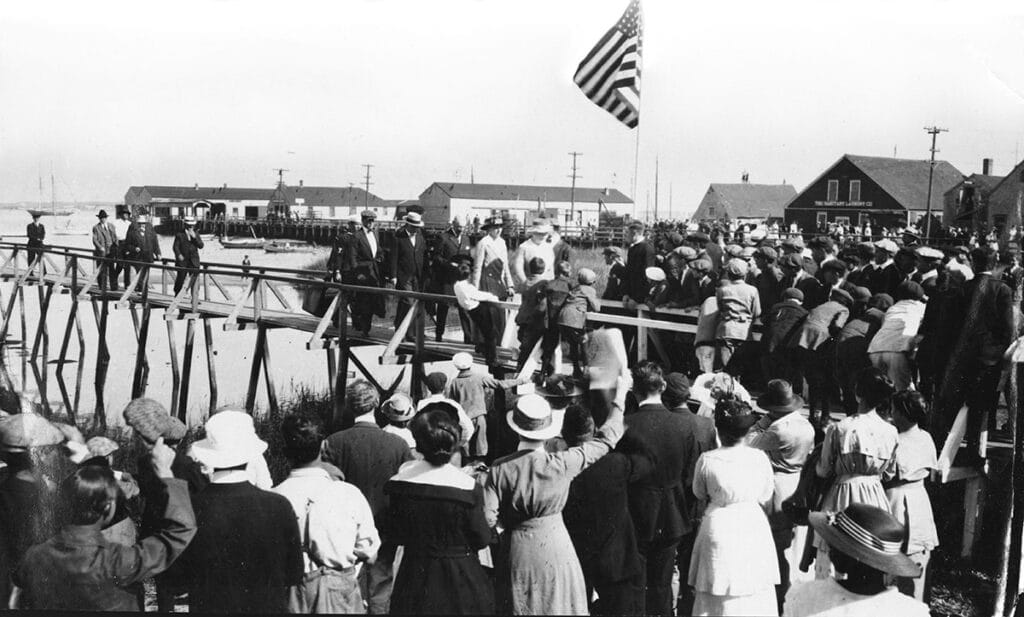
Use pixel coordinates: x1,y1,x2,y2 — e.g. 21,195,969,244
654,156,659,221
669,183,673,220
923,126,948,239
361,164,374,211
568,152,582,223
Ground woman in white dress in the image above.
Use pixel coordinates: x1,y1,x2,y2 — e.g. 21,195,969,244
689,397,780,616
472,216,515,349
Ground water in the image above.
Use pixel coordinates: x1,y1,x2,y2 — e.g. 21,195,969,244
0,207,443,428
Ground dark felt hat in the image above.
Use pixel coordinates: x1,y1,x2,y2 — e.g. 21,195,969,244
756,379,804,414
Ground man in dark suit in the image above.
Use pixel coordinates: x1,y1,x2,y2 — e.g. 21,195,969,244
563,408,655,616
625,361,706,616
122,209,161,287
549,222,573,265
753,246,785,315
345,211,385,336
323,380,414,614
430,218,472,342
621,222,657,354
26,212,45,272
868,239,903,297
388,212,427,331
933,247,1016,464
660,372,716,615
172,217,204,295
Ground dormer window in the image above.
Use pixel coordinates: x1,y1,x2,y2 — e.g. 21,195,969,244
827,180,839,202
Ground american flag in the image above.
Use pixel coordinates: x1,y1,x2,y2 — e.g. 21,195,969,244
573,0,643,129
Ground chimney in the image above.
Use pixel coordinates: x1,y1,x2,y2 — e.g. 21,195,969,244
603,188,610,196
194,183,199,190
299,179,303,187
741,171,750,183
983,158,993,175
222,183,227,189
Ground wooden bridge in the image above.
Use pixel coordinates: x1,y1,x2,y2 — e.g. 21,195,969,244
0,241,704,431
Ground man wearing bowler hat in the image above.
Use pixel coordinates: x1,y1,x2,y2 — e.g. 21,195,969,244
172,216,204,295
92,209,119,291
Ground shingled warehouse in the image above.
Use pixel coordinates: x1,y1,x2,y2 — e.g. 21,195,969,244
783,154,964,232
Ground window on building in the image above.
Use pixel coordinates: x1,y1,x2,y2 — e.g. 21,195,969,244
330,206,336,218
816,212,828,229
349,204,357,215
827,180,839,202
849,180,861,203
708,206,716,217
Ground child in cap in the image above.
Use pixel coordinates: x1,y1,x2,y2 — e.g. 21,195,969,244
380,394,416,450
418,371,474,451
444,352,529,463
557,268,601,379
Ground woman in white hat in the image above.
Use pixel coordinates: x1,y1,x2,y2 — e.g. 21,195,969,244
483,375,629,615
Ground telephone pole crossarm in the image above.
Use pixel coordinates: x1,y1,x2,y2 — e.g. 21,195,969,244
923,126,948,239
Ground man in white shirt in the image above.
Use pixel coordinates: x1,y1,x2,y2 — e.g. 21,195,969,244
511,220,555,290
111,209,133,288
275,412,379,613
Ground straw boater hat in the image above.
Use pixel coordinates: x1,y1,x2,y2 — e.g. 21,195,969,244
528,220,552,235
190,410,268,470
874,239,899,255
809,503,921,578
756,379,805,415
123,398,187,443
382,393,415,423
183,216,197,225
507,394,564,441
404,212,424,227
0,413,66,452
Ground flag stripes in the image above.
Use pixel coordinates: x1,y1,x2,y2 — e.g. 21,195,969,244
572,0,643,128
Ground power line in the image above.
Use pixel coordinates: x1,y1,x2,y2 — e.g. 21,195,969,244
568,152,582,222
923,126,948,239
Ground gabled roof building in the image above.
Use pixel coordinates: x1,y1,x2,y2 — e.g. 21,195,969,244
691,182,796,222
784,154,964,232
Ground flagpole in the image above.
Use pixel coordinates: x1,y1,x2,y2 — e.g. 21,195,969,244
632,101,642,222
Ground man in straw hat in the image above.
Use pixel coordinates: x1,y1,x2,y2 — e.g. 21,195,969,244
170,410,303,613
784,503,928,616
749,379,815,613
11,436,196,611
92,209,119,291
172,215,204,295
389,211,427,332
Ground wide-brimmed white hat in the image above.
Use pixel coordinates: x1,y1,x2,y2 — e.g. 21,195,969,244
528,220,552,235
183,216,197,225
507,394,564,441
404,212,424,227
452,352,474,370
190,410,268,470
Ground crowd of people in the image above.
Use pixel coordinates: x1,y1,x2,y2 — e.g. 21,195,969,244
0,213,1019,615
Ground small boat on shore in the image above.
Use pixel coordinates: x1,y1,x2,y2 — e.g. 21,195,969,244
264,240,314,254
220,236,266,249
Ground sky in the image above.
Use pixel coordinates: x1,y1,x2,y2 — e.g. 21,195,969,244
1,0,1023,217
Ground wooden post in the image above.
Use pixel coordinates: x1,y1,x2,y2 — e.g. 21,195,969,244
73,306,85,417
245,325,267,414
326,349,336,399
167,320,181,421
636,306,648,363
204,318,218,416
131,306,152,399
93,295,110,433
261,326,278,415
334,291,350,430
411,300,425,401
178,318,197,419
31,284,54,362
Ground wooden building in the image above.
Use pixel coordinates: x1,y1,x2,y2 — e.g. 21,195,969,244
784,154,964,232
691,181,795,224
980,157,1024,237
943,158,1003,231
417,182,634,227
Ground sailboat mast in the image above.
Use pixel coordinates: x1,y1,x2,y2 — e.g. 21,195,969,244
50,162,55,215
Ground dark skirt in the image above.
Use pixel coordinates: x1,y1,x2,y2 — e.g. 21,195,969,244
478,258,508,345
390,553,494,615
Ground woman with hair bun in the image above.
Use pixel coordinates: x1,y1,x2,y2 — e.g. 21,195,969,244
884,390,939,602
813,367,899,579
687,397,778,616
384,405,494,614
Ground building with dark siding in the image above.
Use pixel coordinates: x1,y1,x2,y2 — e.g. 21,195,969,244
784,154,964,232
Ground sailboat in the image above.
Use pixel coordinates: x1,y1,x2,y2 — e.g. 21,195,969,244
26,164,76,218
